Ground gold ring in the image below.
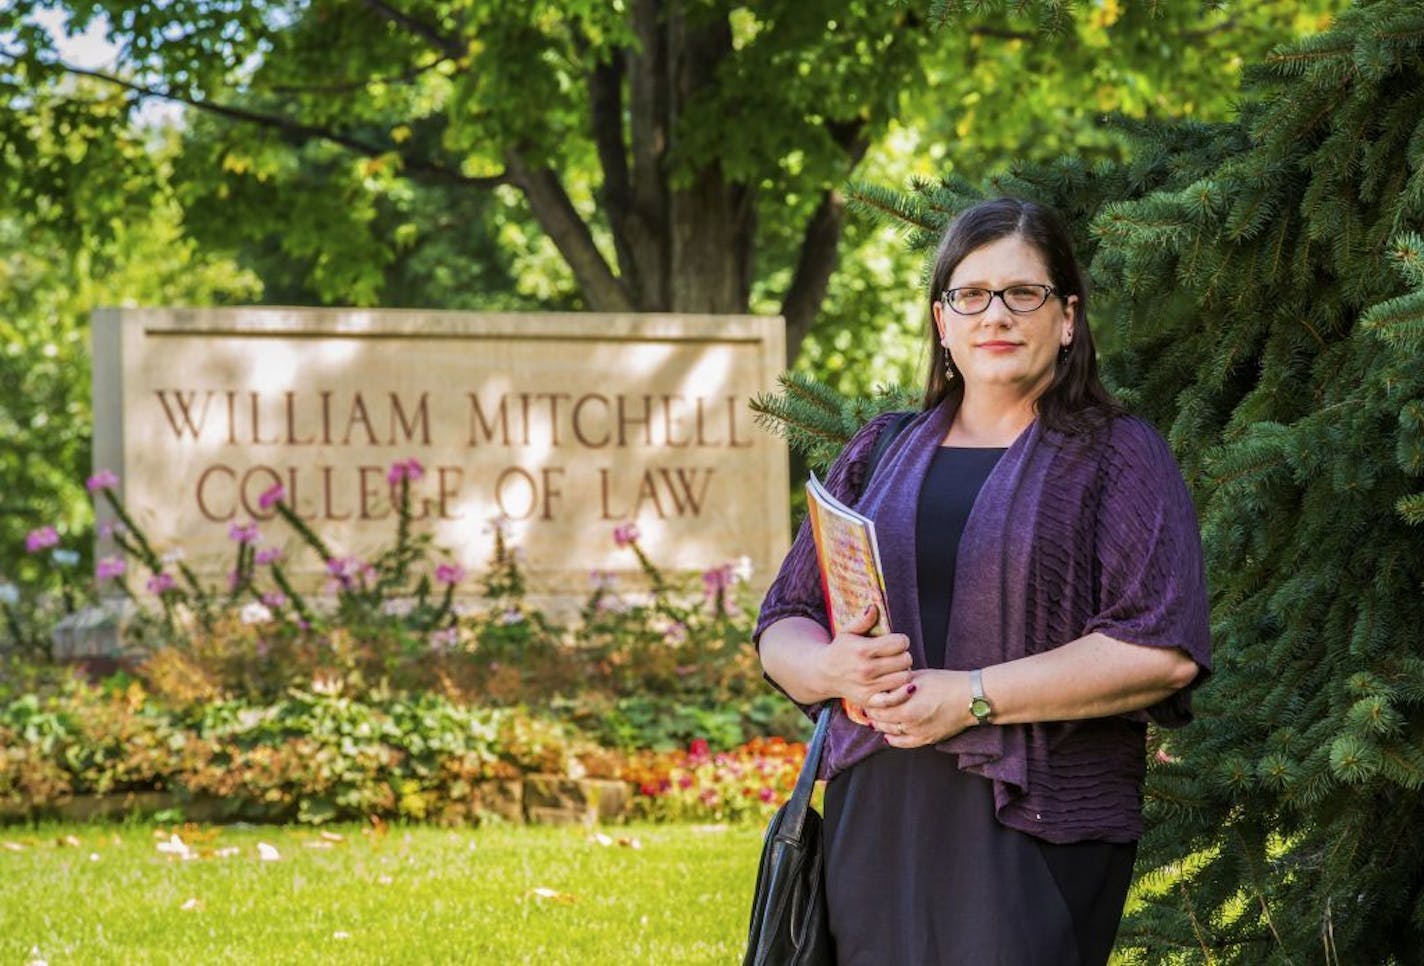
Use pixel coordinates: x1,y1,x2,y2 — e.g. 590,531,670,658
897,724,906,736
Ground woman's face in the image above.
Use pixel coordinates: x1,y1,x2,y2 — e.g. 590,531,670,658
932,234,1076,401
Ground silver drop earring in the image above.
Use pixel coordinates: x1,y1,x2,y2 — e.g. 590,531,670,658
943,347,956,382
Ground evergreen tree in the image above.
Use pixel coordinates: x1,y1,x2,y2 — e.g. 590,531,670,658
761,2,1424,959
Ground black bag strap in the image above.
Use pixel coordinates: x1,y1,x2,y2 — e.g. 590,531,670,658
861,409,915,497
774,703,834,845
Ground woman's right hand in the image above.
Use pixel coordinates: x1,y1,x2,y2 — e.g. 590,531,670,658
819,604,913,709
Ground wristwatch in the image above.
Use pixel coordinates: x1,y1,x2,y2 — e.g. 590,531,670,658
969,669,994,725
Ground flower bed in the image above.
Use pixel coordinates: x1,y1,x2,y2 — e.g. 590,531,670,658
0,680,808,826
0,459,809,825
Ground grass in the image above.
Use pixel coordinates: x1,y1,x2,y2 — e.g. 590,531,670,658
0,820,765,964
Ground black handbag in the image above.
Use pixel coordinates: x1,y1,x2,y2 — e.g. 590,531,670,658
743,704,835,966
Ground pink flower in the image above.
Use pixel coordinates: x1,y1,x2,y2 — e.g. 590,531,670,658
612,522,639,547
257,483,285,510
25,526,59,553
434,562,465,586
689,738,710,759
146,572,175,595
702,563,734,597
325,556,370,590
254,546,282,565
86,469,120,493
261,592,287,608
98,520,126,540
429,626,459,653
95,556,126,581
387,458,426,486
759,787,776,803
228,522,260,544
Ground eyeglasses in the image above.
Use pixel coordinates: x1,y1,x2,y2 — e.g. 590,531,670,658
940,284,1058,315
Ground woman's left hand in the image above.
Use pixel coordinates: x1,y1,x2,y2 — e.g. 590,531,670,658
862,669,972,748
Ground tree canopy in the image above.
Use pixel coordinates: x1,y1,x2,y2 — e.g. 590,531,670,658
2,0,1341,370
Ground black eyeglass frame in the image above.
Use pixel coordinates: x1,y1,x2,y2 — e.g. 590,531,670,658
939,284,1060,316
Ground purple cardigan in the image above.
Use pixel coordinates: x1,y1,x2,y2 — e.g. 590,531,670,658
754,402,1212,843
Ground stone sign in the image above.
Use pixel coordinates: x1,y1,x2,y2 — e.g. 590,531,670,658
92,308,789,600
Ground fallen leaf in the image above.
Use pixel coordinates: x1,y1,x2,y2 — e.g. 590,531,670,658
3,841,27,852
617,836,644,850
332,931,351,940
179,897,200,911
304,841,334,850
58,835,81,848
25,945,46,966
319,831,345,843
257,842,281,862
377,874,394,886
527,886,577,905
589,832,613,847
156,835,192,860
88,853,101,863
215,847,240,859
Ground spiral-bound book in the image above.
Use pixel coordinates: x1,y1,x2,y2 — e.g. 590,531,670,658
805,473,893,725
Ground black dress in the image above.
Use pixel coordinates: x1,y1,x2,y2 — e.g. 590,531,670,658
822,446,1137,965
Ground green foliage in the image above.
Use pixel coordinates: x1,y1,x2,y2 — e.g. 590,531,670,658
750,371,918,472
0,80,260,586
0,676,812,827
840,2,1424,959
0,679,580,823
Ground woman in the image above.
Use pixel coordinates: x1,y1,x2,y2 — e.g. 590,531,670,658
755,197,1211,965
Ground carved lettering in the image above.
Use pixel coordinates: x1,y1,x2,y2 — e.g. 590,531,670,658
321,466,352,521
618,394,653,447
195,464,236,521
658,467,715,516
155,390,215,441
469,394,509,445
389,392,430,446
495,466,538,520
573,395,611,448
358,466,389,520
285,391,316,445
343,394,378,447
240,465,284,519
436,466,463,520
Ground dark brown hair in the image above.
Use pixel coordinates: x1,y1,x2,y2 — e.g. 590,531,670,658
921,196,1122,433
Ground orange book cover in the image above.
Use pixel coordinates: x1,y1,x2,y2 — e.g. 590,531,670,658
805,473,892,725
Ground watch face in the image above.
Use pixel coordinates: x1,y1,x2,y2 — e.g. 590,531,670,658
970,698,992,721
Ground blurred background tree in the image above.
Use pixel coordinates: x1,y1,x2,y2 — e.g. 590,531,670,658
0,0,1342,580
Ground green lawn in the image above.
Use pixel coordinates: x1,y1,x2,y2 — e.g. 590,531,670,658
0,820,764,964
